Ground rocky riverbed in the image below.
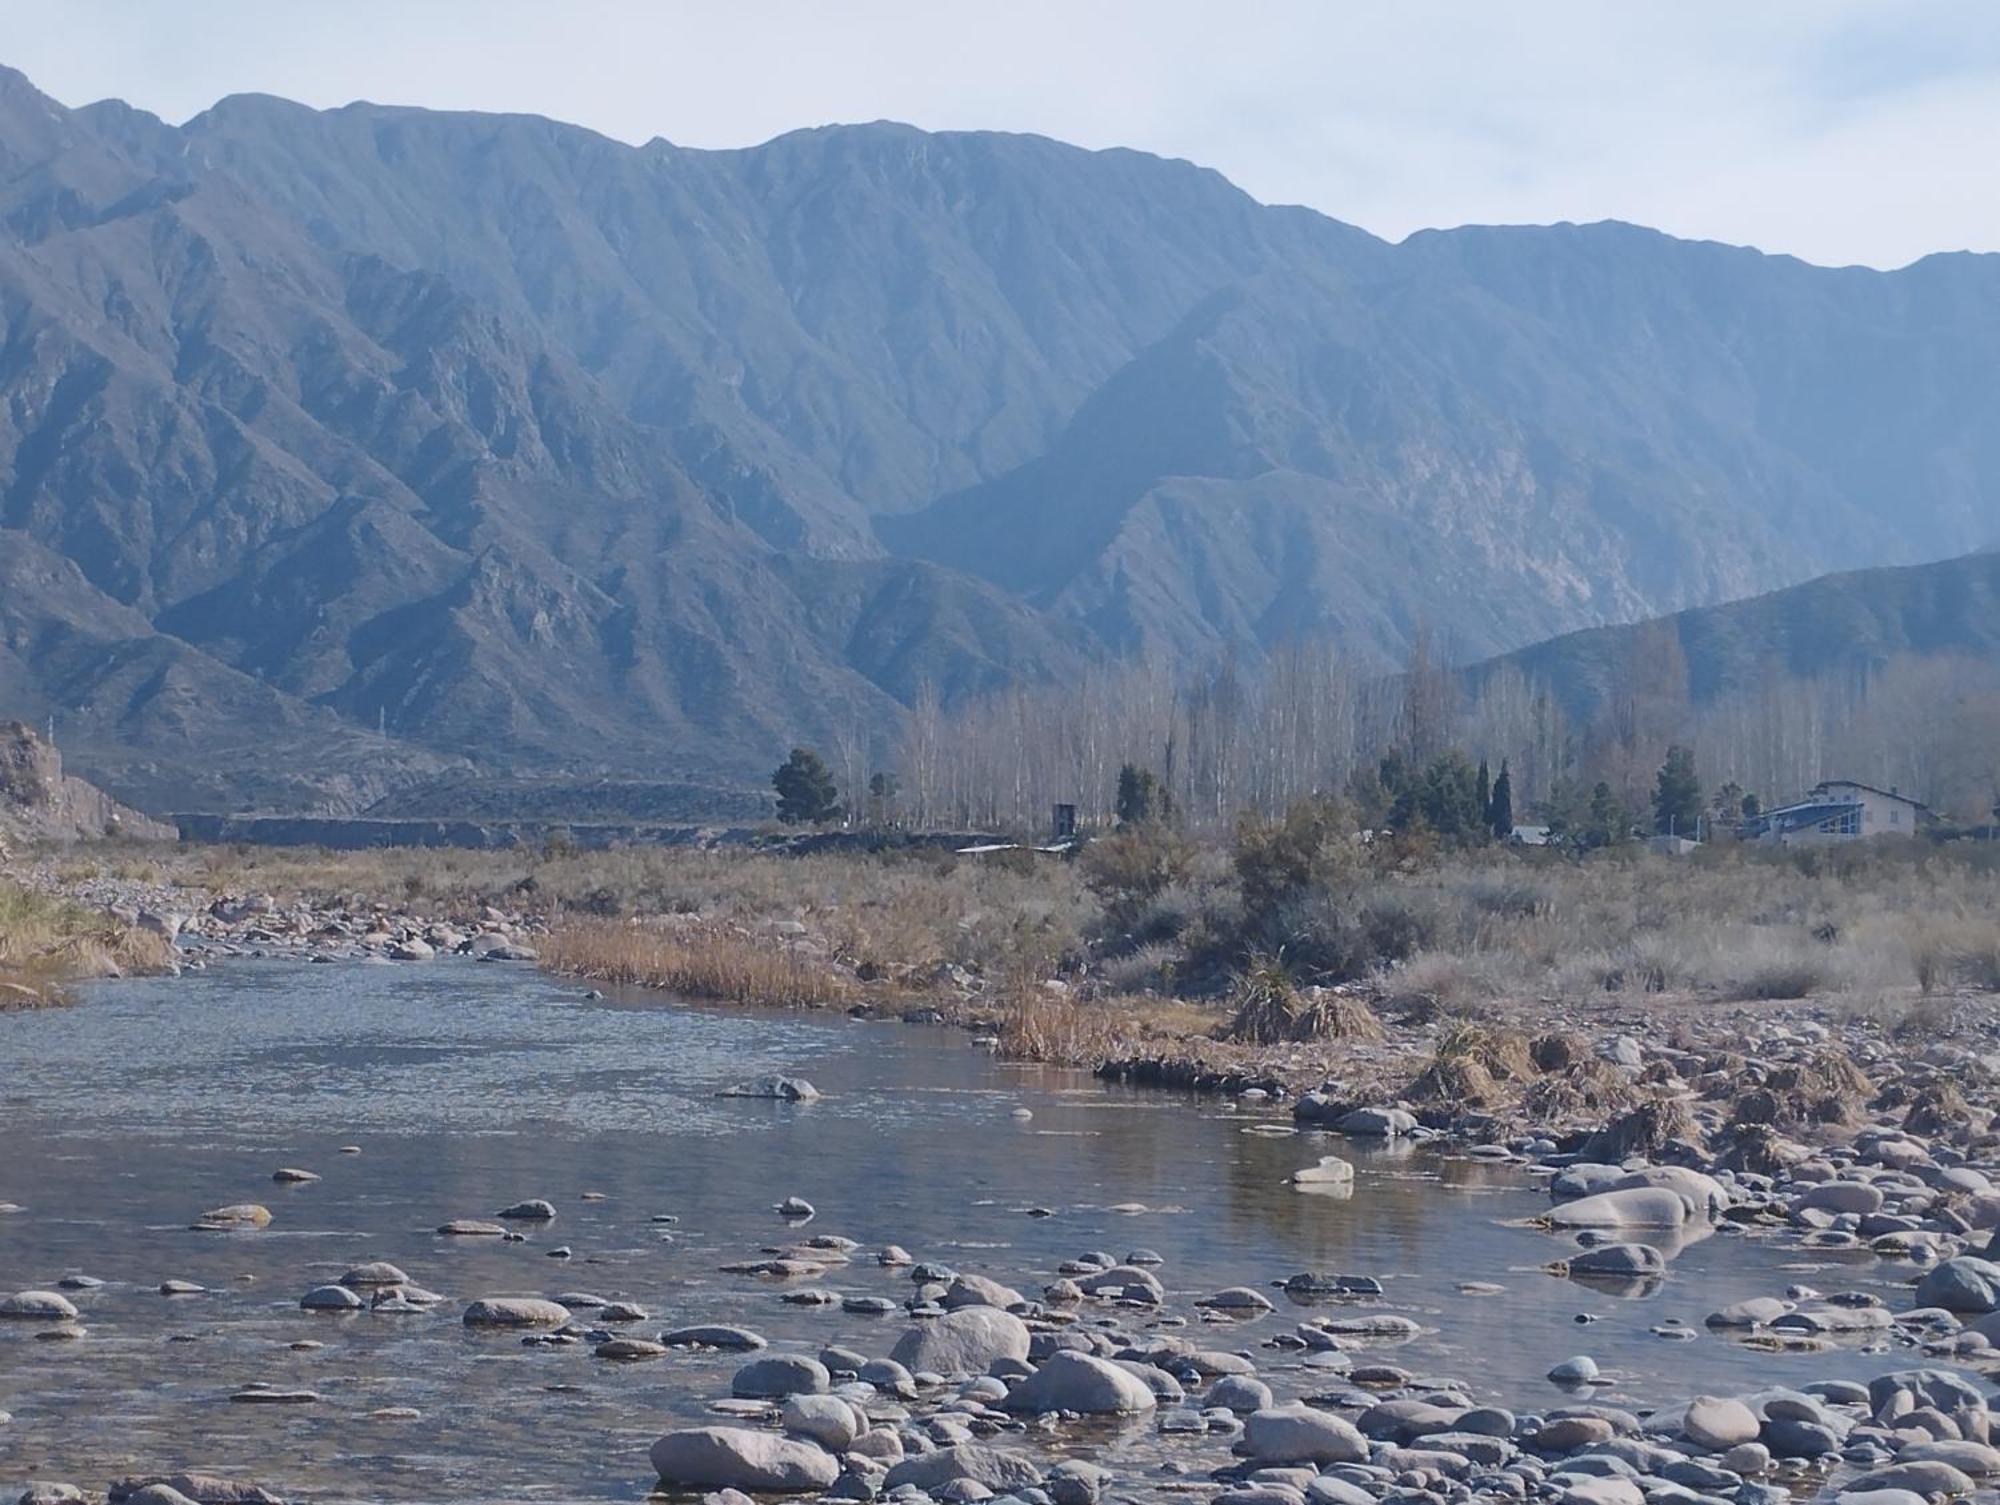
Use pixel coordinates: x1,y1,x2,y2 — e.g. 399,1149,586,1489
4,958,2000,1505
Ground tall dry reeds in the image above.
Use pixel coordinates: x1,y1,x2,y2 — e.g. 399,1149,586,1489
542,919,855,1009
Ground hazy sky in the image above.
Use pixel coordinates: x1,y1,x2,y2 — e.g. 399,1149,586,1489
5,1,1997,269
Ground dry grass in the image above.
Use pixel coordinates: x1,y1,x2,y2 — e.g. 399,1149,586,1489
0,878,175,1004
1224,958,1384,1045
542,919,856,1009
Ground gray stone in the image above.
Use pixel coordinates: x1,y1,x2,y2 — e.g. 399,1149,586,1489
299,1284,364,1312
884,1446,1045,1494
497,1199,558,1222
0,1291,78,1321
890,1307,1031,1376
782,1393,866,1449
649,1427,841,1493
664,1324,768,1350
1004,1352,1158,1415
732,1355,831,1398
462,1297,570,1328
1240,1406,1370,1465
1681,1395,1760,1450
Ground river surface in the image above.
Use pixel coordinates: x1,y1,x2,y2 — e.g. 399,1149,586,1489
0,961,1936,1501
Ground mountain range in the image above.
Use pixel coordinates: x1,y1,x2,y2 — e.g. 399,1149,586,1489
1,63,1997,815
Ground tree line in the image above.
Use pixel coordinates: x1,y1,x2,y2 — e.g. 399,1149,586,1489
773,626,2000,835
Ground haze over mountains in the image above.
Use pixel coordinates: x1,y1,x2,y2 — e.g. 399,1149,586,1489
0,62,1996,815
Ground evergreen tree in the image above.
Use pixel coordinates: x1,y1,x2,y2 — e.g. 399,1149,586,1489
1488,760,1514,838
1114,763,1168,826
772,747,842,825
1587,781,1628,848
1652,744,1703,837
1476,759,1492,825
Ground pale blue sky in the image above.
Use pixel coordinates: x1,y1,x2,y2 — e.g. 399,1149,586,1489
4,0,1996,269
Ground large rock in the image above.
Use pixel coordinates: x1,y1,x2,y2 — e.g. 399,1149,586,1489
718,1075,821,1101
1337,1107,1417,1138
1240,1406,1370,1465
1842,1463,1977,1498
1795,1181,1884,1216
943,1273,1027,1310
883,1445,1044,1494
781,1393,866,1449
1291,1155,1356,1186
889,1306,1031,1376
648,1427,840,1493
462,1297,570,1328
0,1291,78,1321
1547,1186,1699,1230
731,1355,830,1397
1915,1258,2000,1314
1005,1352,1158,1415
663,1324,768,1350
1682,1395,1760,1450
1569,1244,1666,1278
190,1204,272,1232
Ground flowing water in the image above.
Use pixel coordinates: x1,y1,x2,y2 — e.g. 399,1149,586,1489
0,961,1936,1500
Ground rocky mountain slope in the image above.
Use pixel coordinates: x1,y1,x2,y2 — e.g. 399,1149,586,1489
3,63,1998,811
1478,549,2000,719
0,719,174,846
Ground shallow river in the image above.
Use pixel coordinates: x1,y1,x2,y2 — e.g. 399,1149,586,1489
0,961,1937,1501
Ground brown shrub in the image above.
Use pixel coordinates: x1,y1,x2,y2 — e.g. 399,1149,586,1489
1224,959,1383,1045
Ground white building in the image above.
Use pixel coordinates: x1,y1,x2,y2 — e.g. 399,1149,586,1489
1749,780,1929,846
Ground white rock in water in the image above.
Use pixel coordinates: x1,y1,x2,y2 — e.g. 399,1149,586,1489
462,1297,571,1328
0,1291,78,1321
1548,1354,1600,1384
1290,1155,1356,1186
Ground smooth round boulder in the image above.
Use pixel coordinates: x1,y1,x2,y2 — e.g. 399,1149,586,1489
781,1393,866,1449
1682,1396,1760,1451
191,1204,272,1231
1570,1244,1667,1278
1548,1188,1695,1230
1916,1258,2000,1315
662,1324,768,1350
1199,1287,1275,1314
883,1445,1045,1494
1796,1181,1883,1216
1291,1156,1357,1186
462,1297,570,1328
1337,1107,1417,1138
1004,1351,1158,1415
731,1355,831,1398
889,1306,1031,1376
497,1199,557,1222
1240,1406,1369,1465
1209,1375,1275,1414
649,1427,840,1493
0,1291,78,1322
299,1285,364,1312
341,1262,410,1288
1842,1463,1977,1498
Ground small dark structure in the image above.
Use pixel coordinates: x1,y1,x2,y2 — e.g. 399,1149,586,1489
1050,803,1078,840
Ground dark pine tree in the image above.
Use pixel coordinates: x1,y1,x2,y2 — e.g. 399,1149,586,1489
1488,760,1514,838
773,747,843,825
1653,744,1703,837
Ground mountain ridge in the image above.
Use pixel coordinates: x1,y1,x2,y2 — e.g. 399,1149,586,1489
2,62,1998,814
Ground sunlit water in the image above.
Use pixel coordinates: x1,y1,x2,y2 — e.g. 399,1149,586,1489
0,961,1944,1501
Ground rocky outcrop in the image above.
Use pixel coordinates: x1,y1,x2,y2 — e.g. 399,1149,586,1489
0,723,173,848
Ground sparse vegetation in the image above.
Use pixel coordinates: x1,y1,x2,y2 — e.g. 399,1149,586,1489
0,877,175,1004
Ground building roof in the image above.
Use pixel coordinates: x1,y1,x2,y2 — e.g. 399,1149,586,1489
1812,779,1929,812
